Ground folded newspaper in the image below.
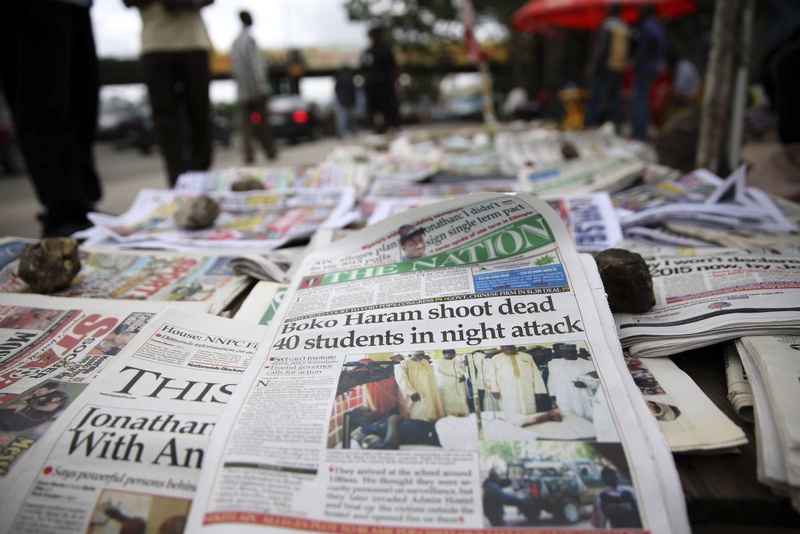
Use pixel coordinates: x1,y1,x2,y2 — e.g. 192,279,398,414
0,294,212,487
179,192,688,532
735,335,800,513
0,238,251,315
0,306,270,533
615,251,800,357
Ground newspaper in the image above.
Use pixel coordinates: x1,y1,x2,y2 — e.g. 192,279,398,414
0,306,270,533
735,335,800,512
615,251,800,357
517,156,645,196
0,294,212,486
185,192,689,533
542,192,624,252
78,187,357,250
0,238,251,315
174,164,374,198
619,353,747,452
233,281,288,325
722,341,755,423
228,247,308,283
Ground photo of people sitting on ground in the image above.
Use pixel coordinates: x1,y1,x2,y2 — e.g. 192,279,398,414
328,341,612,450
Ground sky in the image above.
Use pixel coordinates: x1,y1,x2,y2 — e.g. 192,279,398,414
92,1,371,105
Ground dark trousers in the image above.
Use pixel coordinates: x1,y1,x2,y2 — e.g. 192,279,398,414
142,50,212,187
585,68,623,127
0,0,102,236
239,95,276,163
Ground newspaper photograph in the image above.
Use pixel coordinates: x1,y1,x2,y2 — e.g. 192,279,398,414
185,192,689,533
0,307,270,534
0,238,251,315
0,294,211,485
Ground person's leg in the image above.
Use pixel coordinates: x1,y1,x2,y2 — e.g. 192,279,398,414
0,0,97,236
770,39,800,144
181,50,212,181
607,71,623,128
585,70,611,127
143,52,185,186
239,100,255,163
255,94,277,159
630,70,653,140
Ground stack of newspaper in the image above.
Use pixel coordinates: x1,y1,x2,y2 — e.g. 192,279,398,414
734,335,800,513
612,165,799,247
615,248,800,358
0,193,690,533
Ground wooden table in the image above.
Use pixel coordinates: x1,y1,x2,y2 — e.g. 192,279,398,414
671,347,800,532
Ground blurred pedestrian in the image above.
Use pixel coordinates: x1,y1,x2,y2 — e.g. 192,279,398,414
123,0,214,187
360,25,399,134
334,66,358,138
0,0,104,237
584,3,629,129
231,9,277,164
630,5,666,140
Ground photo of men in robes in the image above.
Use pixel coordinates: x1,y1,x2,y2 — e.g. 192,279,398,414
433,349,469,417
394,350,445,422
487,345,549,415
546,343,596,421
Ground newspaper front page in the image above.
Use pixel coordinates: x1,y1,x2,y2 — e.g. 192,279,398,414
0,294,212,487
0,307,270,534
186,192,689,533
0,238,251,315
615,252,800,357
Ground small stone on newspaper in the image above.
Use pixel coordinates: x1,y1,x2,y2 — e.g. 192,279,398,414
592,248,656,313
17,237,82,293
174,194,220,229
231,178,265,191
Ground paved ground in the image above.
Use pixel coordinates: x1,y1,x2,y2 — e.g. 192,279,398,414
0,126,782,240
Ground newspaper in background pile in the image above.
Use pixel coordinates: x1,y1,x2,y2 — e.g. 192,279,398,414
78,187,357,250
0,238,251,315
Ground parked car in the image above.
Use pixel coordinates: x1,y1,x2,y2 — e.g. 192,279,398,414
115,104,232,155
97,98,137,141
267,94,326,144
507,458,591,524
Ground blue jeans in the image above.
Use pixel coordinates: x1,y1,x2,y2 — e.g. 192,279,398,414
630,70,655,140
585,68,623,127
334,101,357,138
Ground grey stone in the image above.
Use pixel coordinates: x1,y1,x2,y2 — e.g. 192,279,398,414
17,237,82,293
231,178,265,192
174,194,221,229
592,248,656,313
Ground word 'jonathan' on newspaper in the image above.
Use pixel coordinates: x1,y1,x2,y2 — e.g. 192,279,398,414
183,192,689,533
0,306,270,534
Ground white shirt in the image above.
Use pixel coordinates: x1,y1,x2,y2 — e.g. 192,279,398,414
231,26,269,102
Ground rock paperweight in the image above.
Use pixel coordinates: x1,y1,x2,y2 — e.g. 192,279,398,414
17,237,82,293
231,178,265,192
174,194,220,229
592,248,656,313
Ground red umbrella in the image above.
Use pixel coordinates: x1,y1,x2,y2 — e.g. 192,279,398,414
512,0,698,32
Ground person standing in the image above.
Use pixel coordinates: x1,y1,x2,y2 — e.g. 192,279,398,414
0,0,104,237
123,0,214,187
584,3,629,129
630,5,666,140
591,466,642,528
231,9,277,164
487,345,548,415
360,25,399,134
433,349,469,417
394,350,444,422
334,66,358,138
546,344,596,420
